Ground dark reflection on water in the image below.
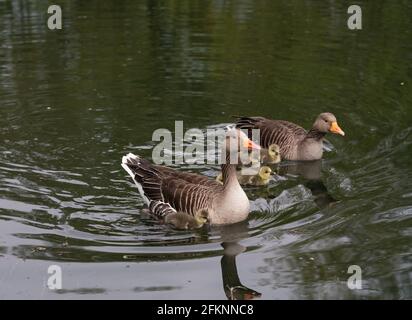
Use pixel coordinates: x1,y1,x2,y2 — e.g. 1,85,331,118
276,160,338,209
218,225,262,300
1,0,412,299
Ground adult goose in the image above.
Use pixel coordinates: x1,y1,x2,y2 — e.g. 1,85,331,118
121,129,261,226
235,112,344,161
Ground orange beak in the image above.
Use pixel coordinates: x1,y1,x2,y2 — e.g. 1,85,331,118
243,138,261,150
329,121,345,136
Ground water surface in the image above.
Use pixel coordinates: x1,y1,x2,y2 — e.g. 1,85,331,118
1,0,412,299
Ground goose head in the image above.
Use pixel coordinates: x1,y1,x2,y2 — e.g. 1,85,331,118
222,128,261,164
194,209,209,226
312,113,345,136
267,144,281,163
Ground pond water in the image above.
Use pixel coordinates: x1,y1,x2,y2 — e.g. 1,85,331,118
0,0,412,299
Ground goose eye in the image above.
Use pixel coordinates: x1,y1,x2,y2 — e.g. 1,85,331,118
324,119,328,123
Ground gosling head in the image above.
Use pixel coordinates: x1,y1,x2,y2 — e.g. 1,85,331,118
267,144,281,163
193,209,209,227
258,166,272,181
164,213,191,230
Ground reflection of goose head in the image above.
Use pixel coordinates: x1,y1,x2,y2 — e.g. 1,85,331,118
209,224,261,300
267,144,281,163
221,241,262,300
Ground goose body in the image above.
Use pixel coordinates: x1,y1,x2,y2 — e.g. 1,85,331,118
236,113,344,161
122,129,260,226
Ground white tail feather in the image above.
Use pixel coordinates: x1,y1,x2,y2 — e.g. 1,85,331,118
121,153,150,205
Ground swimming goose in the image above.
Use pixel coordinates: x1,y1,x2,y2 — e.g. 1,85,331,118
235,112,344,161
121,129,261,226
216,166,272,186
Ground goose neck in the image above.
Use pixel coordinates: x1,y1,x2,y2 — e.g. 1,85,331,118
220,163,239,189
306,128,326,140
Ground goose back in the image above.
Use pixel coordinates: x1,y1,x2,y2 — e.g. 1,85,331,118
236,112,345,161
153,164,219,187
236,116,316,160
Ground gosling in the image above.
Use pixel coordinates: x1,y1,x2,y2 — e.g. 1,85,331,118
164,210,209,230
260,144,281,164
216,166,272,186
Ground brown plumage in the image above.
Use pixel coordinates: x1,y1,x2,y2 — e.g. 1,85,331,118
151,165,217,187
121,129,261,226
235,112,344,161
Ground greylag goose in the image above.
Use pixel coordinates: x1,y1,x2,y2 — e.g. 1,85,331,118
216,166,272,186
235,112,344,161
121,129,261,226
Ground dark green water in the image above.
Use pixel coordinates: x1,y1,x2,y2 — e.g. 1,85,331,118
1,0,412,299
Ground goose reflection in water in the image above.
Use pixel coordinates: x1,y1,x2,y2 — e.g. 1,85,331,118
275,159,338,209
212,159,338,300
214,222,262,300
